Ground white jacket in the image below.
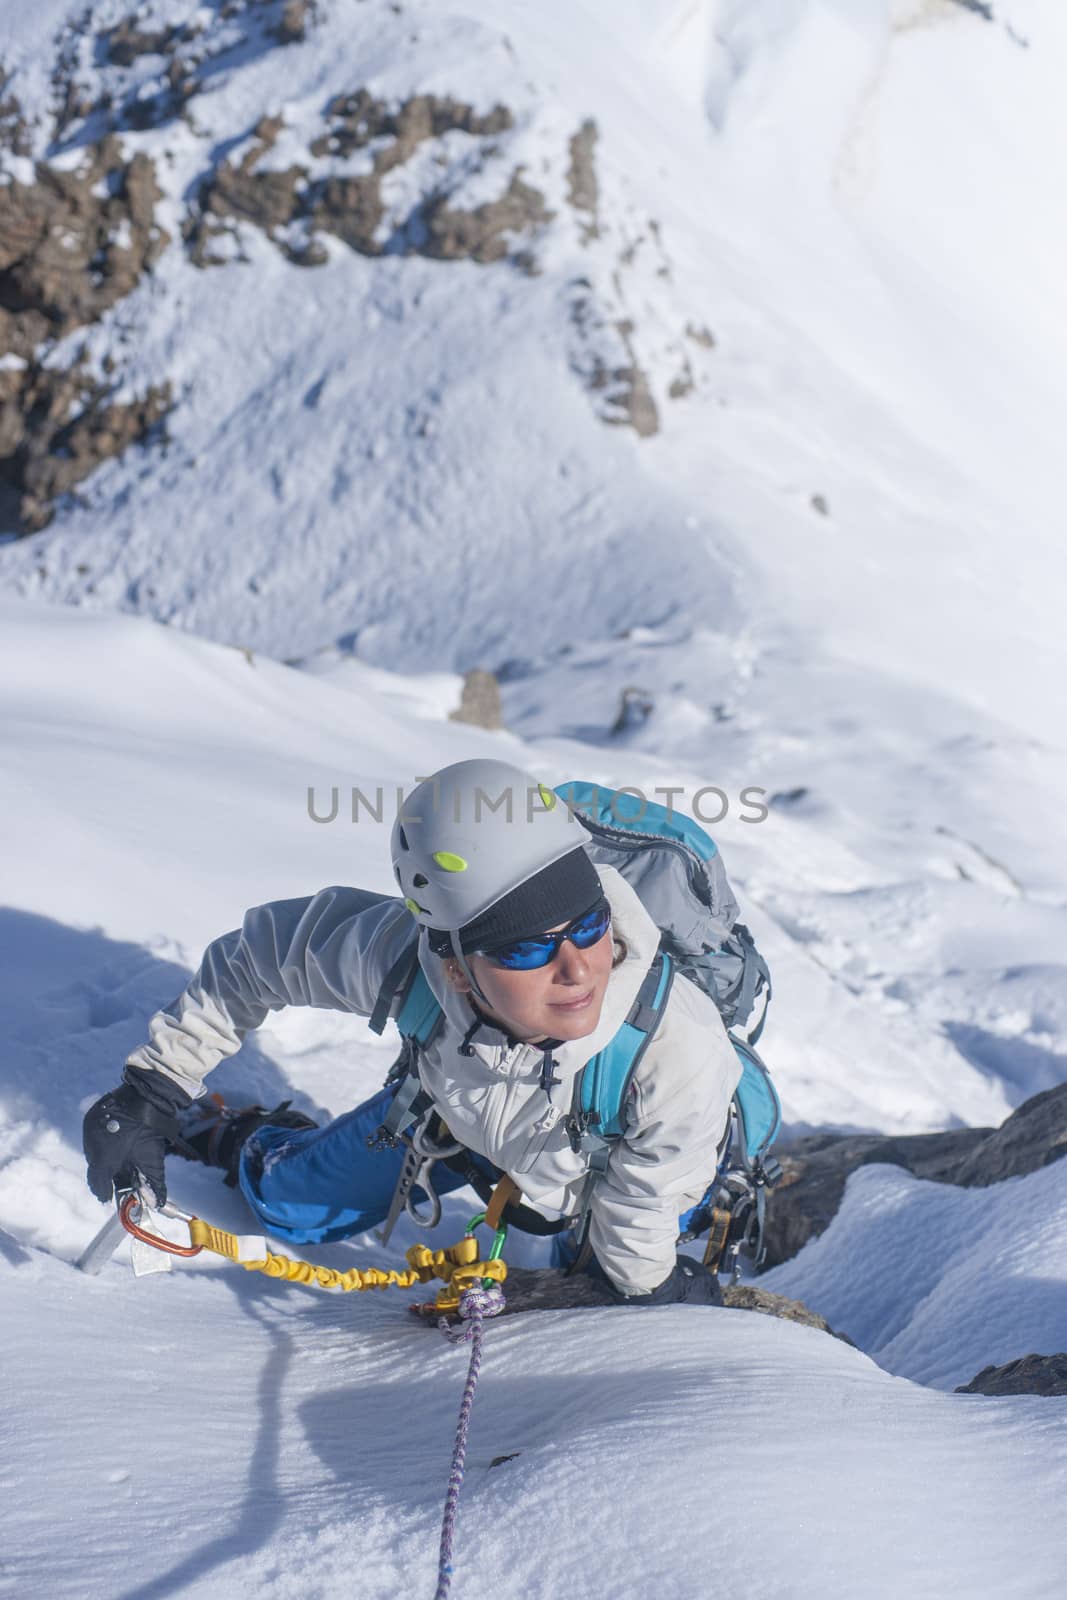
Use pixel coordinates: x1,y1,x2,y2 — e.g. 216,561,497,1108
126,865,741,1294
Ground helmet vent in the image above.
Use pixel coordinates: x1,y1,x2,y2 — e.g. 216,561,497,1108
397,826,409,851
413,873,428,887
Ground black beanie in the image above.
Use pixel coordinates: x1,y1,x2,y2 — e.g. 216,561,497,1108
427,846,604,956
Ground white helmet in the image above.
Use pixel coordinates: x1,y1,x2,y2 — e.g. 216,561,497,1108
391,758,600,1001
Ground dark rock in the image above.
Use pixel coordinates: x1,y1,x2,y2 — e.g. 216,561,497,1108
189,92,536,269
105,19,176,67
668,360,694,400
421,170,553,265
568,286,660,439
0,70,32,159
762,1082,1067,1270
449,669,505,731
566,120,599,244
721,1283,853,1344
950,1081,1067,1187
760,1125,993,1270
0,138,171,532
956,1353,1067,1396
274,0,313,44
611,686,654,735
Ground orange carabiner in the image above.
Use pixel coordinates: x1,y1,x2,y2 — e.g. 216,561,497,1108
118,1193,203,1258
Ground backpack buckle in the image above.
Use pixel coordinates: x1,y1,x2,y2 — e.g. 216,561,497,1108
565,1109,601,1155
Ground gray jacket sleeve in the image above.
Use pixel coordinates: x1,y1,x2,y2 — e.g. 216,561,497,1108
125,887,415,1102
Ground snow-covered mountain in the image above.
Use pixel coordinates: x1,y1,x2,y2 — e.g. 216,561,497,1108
1,1,1065,727
2,2,1066,1595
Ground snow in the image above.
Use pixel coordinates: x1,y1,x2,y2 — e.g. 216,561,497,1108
1,593,1065,1596
764,1157,1067,1390
0,0,1066,1594
4,1243,1067,1599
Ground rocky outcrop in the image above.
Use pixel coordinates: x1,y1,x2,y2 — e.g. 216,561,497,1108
0,136,168,354
760,1126,992,1270
274,0,314,45
722,1282,853,1343
762,1081,1067,1270
449,669,505,731
956,1353,1067,1397
567,120,599,244
188,93,547,270
950,1081,1067,1186
421,171,551,266
0,135,171,532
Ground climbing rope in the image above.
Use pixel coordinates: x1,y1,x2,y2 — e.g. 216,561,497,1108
434,1281,507,1599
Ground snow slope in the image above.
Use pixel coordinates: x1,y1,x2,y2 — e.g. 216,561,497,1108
1,598,1065,1599
6,1242,1067,1600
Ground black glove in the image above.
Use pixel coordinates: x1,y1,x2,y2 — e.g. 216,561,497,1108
82,1071,189,1206
610,1255,724,1307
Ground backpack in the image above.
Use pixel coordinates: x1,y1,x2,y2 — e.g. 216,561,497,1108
369,780,781,1274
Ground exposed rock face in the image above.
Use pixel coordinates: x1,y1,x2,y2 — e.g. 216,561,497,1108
188,93,546,269
762,1081,1067,1270
566,119,599,244
760,1126,993,1270
0,135,172,532
421,171,551,266
956,1353,1067,1397
2,363,171,533
721,1282,853,1344
0,136,168,353
950,1081,1067,1186
449,669,505,731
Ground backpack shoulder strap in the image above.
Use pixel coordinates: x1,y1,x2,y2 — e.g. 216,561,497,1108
567,948,674,1170
368,946,445,1147
370,940,445,1045
729,1036,782,1171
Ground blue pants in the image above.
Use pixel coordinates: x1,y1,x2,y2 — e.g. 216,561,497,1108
237,1084,715,1253
236,1086,471,1245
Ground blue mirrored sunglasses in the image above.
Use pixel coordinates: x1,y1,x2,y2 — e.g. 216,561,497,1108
475,901,613,971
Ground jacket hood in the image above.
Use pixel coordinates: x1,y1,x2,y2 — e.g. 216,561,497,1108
416,864,662,1083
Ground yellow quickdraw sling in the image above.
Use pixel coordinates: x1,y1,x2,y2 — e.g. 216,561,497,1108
118,1189,508,1313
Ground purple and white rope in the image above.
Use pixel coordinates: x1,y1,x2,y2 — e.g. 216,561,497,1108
433,1282,506,1600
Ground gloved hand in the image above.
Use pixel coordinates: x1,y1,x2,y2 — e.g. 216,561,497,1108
610,1254,723,1307
82,1072,188,1206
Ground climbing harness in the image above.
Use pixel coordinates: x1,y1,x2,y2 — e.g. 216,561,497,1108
374,1113,465,1246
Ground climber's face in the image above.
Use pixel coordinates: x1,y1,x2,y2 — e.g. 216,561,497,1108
446,907,615,1044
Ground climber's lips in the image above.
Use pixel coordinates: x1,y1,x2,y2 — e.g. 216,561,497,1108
548,988,595,1012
